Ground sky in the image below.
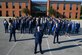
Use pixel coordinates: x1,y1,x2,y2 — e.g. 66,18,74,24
32,0,82,2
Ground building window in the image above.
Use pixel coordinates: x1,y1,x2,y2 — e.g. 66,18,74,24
0,2,2,8
19,3,22,9
26,3,28,8
63,4,66,10
57,3,59,10
70,4,72,10
0,11,2,16
12,11,15,17
76,12,78,18
6,11,9,16
63,12,65,18
19,11,21,17
12,3,15,9
6,2,8,8
76,4,78,10
57,12,59,18
69,12,72,18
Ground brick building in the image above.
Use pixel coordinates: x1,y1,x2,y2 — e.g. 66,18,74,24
0,0,81,19
0,0,31,17
47,0,81,19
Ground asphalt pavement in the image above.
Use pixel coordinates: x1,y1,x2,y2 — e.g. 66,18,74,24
0,18,82,55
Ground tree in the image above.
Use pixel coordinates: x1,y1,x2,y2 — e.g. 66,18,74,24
48,6,55,16
22,8,29,16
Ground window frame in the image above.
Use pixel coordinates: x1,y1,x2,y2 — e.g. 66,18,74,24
12,2,15,9
26,3,28,8
19,11,21,17
63,4,66,10
76,4,78,10
0,11,2,16
63,12,65,18
0,2,2,8
12,11,15,17
57,3,59,10
70,4,72,10
75,12,78,18
69,12,72,18
6,2,8,8
6,11,9,16
19,3,22,9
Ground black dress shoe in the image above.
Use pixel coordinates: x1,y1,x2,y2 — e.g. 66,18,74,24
15,40,16,42
34,52,37,54
9,40,11,42
57,42,60,44
53,42,55,44
40,51,43,54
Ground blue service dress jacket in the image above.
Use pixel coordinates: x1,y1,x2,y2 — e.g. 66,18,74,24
34,31,43,44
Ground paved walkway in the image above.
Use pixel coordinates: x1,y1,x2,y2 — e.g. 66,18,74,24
0,18,82,55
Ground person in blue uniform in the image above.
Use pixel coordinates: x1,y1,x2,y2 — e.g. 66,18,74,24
9,19,16,42
71,21,76,34
65,22,71,37
48,20,53,35
20,19,24,33
53,22,60,44
29,19,33,33
3,19,9,33
75,22,80,34
34,25,43,54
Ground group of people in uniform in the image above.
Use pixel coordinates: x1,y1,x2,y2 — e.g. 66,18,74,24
3,16,80,54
